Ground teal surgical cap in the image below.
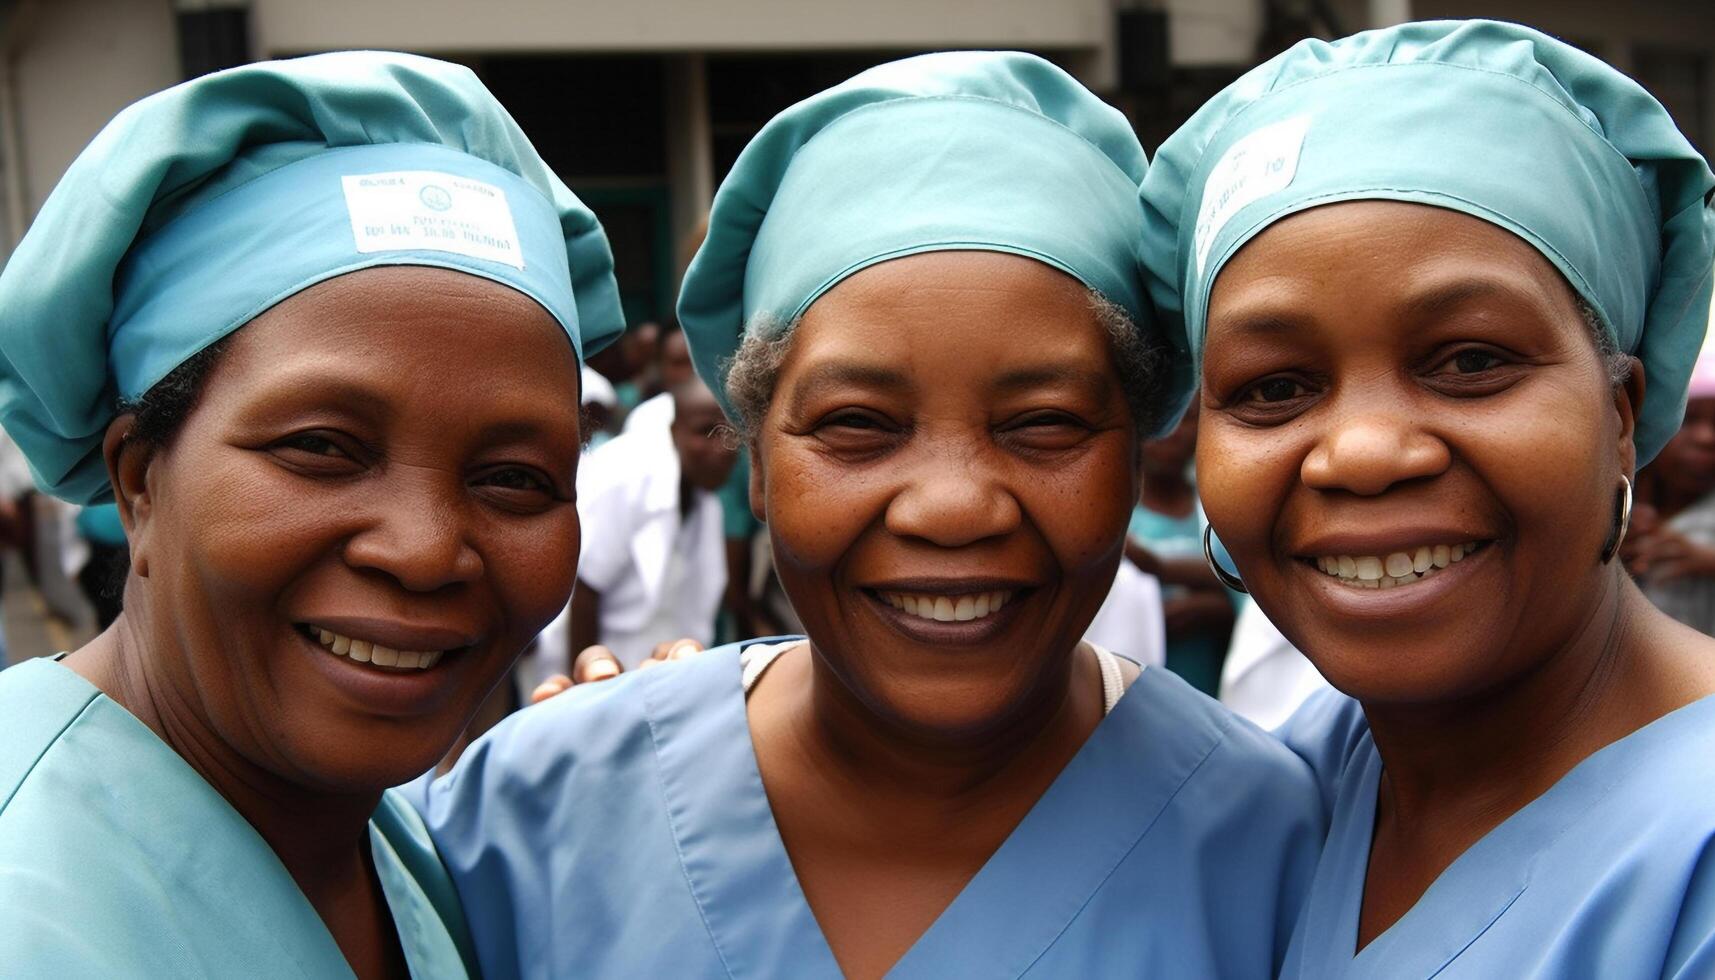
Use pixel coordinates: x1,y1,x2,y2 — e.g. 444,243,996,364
678,50,1171,425
0,51,625,504
1140,19,1715,466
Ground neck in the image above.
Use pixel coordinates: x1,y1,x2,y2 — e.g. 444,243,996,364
678,473,696,520
787,643,1102,810
1361,567,1699,825
67,614,380,905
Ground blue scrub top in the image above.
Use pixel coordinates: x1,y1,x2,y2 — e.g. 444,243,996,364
404,640,1325,978
0,657,478,978
1276,689,1715,977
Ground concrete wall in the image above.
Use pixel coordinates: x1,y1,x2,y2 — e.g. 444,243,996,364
1420,0,1715,150
7,0,179,227
252,0,1114,56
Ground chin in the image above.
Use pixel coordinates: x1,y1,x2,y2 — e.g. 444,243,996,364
272,716,466,794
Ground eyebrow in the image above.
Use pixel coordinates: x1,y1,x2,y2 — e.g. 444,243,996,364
1398,277,1541,322
784,361,912,409
991,364,1115,397
1212,276,1548,339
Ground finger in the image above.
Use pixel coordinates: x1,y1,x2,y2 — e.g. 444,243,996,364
665,639,705,661
635,656,664,671
573,645,623,684
650,639,677,661
529,675,574,704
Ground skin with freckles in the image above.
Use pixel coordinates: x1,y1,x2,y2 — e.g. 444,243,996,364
743,250,1141,979
1198,201,1715,948
68,266,584,979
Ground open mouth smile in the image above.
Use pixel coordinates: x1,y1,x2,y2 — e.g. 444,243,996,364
295,623,456,670
1305,540,1489,589
877,589,1016,622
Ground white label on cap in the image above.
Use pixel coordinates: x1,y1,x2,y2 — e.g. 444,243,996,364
341,170,524,269
1193,116,1310,278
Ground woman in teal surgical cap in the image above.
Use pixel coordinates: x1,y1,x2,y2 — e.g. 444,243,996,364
0,53,623,977
1141,20,1715,977
407,51,1322,978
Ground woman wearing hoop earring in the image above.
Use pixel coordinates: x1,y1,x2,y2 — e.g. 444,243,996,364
1144,20,1715,978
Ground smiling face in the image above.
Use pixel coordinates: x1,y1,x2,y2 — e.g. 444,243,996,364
754,251,1138,738
1197,201,1637,706
118,266,583,792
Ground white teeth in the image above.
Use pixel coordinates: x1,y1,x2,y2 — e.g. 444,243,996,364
882,589,1015,624
307,626,445,670
1313,542,1482,589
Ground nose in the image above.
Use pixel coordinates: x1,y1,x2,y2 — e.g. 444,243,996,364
1301,410,1451,497
343,472,485,591
885,451,1022,548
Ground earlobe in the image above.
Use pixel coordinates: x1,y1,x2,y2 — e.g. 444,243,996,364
102,416,153,578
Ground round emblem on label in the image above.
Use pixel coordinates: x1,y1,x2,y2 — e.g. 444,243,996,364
419,185,454,211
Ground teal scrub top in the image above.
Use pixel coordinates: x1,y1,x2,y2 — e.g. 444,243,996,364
404,641,1325,978
0,657,478,979
1276,689,1715,977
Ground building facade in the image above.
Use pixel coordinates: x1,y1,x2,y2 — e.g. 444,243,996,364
2,0,1711,322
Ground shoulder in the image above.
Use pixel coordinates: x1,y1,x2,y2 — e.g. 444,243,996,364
576,430,663,499
409,645,746,829
0,659,102,822
1270,685,1371,808
1131,667,1323,816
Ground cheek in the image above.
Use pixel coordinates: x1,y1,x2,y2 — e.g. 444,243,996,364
759,443,880,576
1196,418,1301,558
484,509,582,637
1025,442,1137,572
154,449,337,605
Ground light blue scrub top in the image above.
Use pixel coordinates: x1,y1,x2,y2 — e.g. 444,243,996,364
404,640,1325,978
1276,690,1715,978
0,657,478,979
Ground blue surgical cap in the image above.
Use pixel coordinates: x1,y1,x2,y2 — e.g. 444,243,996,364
678,51,1172,425
0,51,625,504
1140,20,1715,466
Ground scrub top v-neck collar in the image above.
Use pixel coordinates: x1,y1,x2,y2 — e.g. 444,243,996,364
1291,692,1715,978
639,644,1229,978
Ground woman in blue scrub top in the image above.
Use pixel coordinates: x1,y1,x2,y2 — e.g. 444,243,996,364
408,51,1323,979
1141,20,1715,978
0,54,625,977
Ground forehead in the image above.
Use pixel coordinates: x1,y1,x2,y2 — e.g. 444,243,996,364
792,251,1109,363
1207,198,1577,338
202,266,580,419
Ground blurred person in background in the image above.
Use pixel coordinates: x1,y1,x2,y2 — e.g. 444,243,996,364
1220,596,1330,729
579,364,620,451
0,53,625,976
1627,345,1715,634
1124,402,1237,692
74,502,127,630
542,375,737,674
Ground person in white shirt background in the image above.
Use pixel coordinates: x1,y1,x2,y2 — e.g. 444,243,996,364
538,376,737,676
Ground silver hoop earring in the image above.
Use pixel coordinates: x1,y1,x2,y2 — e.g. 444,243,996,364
1600,475,1633,565
1202,524,1248,594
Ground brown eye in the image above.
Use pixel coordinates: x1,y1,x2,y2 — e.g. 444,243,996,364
1451,349,1503,373
1250,378,1305,403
